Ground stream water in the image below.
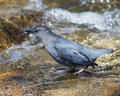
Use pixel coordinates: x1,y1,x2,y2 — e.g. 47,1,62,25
0,0,120,96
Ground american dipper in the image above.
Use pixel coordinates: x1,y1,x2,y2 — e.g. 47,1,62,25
25,25,114,74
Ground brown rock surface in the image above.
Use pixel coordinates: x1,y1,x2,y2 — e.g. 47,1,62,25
0,10,43,52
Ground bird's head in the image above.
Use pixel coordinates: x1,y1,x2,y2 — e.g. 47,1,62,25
25,25,50,34
24,25,52,40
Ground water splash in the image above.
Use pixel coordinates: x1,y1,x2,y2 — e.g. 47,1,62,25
1,40,43,63
104,9,120,33
45,8,120,33
29,0,47,10
45,8,106,30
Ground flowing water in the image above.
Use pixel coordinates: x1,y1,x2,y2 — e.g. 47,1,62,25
0,0,120,96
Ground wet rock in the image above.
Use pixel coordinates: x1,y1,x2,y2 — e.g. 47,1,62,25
0,10,43,52
0,71,20,83
0,0,28,10
0,86,24,96
41,76,120,96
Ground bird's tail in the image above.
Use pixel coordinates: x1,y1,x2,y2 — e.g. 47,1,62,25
88,49,115,69
102,49,114,54
94,48,114,58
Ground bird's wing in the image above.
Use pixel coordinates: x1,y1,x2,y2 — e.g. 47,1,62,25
54,38,90,65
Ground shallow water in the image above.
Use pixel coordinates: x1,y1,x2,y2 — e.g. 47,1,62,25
0,0,120,96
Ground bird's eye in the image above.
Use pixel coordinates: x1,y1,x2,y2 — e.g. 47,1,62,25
35,30,37,33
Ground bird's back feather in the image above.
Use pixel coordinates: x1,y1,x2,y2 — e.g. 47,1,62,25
54,37,114,67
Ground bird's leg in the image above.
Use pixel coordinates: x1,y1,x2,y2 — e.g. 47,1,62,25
74,68,85,74
74,65,89,74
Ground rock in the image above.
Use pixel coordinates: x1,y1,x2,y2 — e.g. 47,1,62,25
0,0,28,10
0,71,20,83
0,10,43,52
0,86,24,96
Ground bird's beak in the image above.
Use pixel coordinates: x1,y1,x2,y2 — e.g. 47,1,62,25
24,29,33,33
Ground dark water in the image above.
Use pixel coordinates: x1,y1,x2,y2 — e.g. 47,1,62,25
0,0,120,96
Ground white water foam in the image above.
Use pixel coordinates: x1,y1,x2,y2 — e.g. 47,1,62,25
1,40,43,63
45,8,120,33
45,8,106,30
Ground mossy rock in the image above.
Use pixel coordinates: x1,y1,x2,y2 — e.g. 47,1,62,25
0,10,43,52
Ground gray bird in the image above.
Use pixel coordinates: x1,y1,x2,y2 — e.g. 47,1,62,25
25,25,114,74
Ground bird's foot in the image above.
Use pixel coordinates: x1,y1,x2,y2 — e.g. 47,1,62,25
74,69,85,74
